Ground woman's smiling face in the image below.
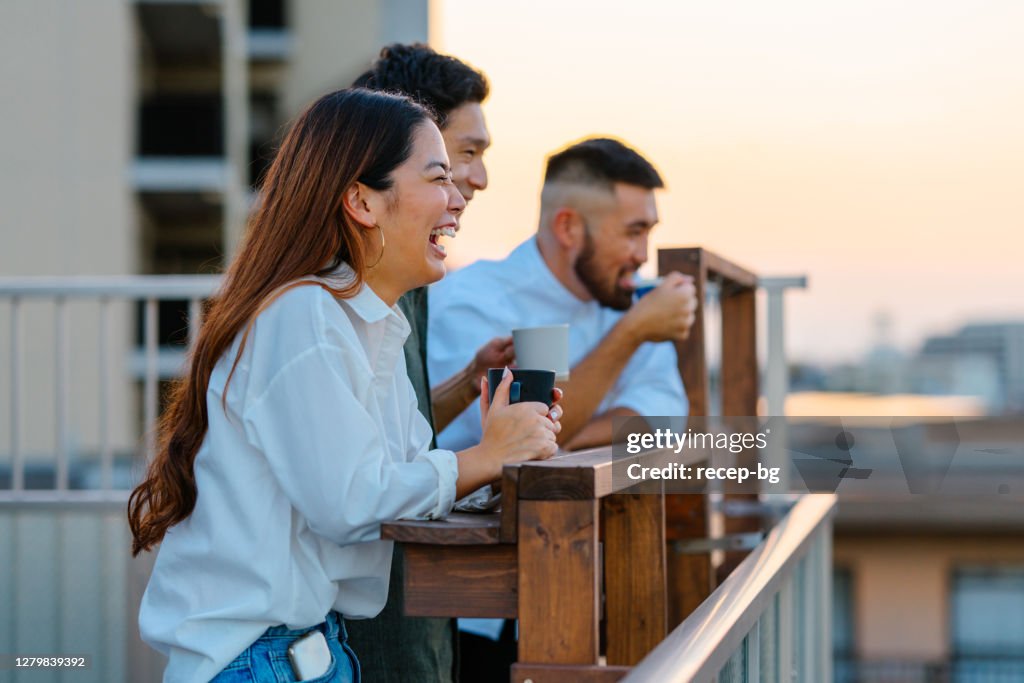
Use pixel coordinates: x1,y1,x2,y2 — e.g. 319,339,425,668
361,121,466,304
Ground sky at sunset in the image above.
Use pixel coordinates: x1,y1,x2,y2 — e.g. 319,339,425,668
433,0,1024,364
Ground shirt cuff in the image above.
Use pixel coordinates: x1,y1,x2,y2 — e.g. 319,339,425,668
420,448,458,518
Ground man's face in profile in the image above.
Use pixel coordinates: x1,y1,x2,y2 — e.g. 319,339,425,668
573,183,658,310
440,102,491,206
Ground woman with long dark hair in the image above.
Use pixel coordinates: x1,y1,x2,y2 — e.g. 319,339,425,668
127,89,561,682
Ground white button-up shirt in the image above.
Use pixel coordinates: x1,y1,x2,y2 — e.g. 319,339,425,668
428,237,687,452
140,267,459,683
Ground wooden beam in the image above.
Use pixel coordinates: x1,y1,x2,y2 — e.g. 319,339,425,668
500,464,521,543
517,499,600,665
666,502,713,627
702,250,758,289
657,247,762,615
511,663,631,683
658,248,714,628
402,543,517,618
658,248,708,417
516,463,597,500
721,285,761,578
602,491,667,665
721,287,758,417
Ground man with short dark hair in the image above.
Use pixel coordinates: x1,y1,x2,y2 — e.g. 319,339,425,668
430,136,697,455
353,43,491,207
346,43,507,683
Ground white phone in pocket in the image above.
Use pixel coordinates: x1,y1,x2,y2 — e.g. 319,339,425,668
287,630,332,681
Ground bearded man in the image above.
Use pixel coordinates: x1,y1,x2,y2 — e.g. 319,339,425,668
429,137,697,454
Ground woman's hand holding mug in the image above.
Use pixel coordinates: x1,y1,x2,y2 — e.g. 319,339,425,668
454,367,562,498
478,367,561,468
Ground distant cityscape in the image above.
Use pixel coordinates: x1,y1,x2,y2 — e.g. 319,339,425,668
789,316,1024,415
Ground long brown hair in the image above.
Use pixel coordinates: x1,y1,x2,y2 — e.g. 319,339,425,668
128,89,430,555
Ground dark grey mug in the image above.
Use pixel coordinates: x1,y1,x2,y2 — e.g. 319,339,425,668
486,368,556,407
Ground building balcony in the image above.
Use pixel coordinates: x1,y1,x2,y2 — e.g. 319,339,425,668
0,249,837,681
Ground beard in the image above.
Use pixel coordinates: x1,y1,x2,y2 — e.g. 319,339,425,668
573,229,634,311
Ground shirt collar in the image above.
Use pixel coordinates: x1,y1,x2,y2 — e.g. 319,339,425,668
512,236,592,310
320,263,408,331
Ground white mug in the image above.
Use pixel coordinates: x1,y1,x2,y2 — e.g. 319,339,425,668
512,324,570,382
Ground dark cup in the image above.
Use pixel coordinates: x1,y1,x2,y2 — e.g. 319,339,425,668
486,368,556,407
633,277,663,300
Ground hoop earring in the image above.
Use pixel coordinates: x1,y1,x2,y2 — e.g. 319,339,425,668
367,224,385,268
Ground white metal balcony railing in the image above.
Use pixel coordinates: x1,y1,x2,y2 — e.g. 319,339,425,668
1,276,219,507
1,276,219,683
1,274,805,503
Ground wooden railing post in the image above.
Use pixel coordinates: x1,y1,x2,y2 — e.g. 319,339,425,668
720,285,761,576
517,499,601,666
658,247,762,616
657,248,713,626
659,248,709,417
721,286,758,417
602,487,668,665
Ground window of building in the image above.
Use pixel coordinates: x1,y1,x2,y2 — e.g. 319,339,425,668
833,567,856,683
951,566,1024,682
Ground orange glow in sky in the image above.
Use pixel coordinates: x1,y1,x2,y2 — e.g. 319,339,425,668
435,0,1024,363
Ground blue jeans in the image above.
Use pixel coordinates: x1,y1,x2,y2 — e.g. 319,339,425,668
211,611,360,682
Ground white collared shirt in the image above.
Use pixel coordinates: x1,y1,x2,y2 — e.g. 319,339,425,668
428,237,687,452
140,268,458,682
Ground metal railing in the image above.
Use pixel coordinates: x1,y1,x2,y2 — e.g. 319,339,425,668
0,275,219,505
625,494,837,683
2,271,806,504
1,276,219,683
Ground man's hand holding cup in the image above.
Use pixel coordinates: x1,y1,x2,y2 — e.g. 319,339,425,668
624,271,698,343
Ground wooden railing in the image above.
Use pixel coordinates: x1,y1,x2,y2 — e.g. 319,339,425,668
383,444,708,682
382,451,836,682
